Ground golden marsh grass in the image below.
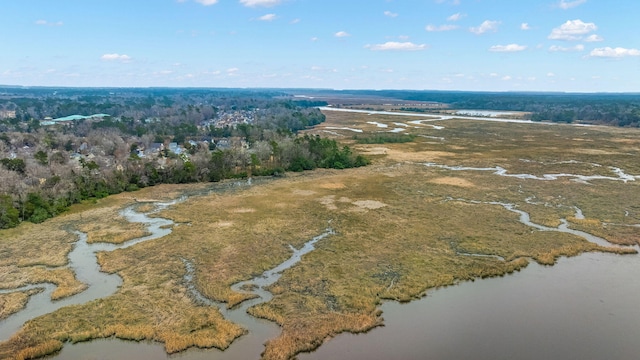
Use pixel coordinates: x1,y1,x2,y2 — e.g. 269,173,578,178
0,111,639,359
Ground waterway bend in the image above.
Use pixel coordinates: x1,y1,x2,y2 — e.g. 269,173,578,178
0,198,183,341
180,228,335,358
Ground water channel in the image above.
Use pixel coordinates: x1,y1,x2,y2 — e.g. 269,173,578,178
2,157,638,359
50,229,335,360
0,198,180,341
301,251,640,360
50,196,639,359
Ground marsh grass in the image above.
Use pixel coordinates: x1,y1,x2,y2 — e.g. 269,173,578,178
0,290,39,320
76,214,149,245
28,268,87,300
1,112,639,359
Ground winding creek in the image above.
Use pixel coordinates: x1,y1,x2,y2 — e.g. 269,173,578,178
1,140,638,359
0,198,183,341
50,191,639,359
51,229,336,360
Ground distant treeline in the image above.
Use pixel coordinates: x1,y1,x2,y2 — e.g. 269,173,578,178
308,90,640,127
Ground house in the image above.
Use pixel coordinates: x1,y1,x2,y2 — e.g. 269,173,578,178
215,138,231,150
0,110,16,119
168,142,183,155
148,143,164,154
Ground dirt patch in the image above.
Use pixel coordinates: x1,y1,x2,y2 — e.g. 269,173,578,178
612,139,639,145
319,196,337,210
292,190,317,196
229,208,256,213
429,177,476,188
385,149,458,162
356,146,389,155
352,200,387,210
571,149,621,155
319,183,347,190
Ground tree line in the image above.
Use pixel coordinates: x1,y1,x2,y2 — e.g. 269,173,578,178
0,89,364,229
302,90,640,127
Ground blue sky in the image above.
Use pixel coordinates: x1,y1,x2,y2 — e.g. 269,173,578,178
1,0,639,92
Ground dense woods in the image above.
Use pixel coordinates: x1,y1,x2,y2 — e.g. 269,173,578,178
315,90,640,127
0,88,364,229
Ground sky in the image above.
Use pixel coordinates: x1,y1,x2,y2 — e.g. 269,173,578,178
1,0,639,92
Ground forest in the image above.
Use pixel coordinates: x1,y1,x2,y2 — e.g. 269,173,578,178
300,89,640,127
0,88,366,229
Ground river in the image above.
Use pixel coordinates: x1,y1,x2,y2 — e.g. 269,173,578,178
318,106,599,126
300,251,640,360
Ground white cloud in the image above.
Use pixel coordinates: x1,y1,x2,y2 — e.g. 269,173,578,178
502,75,512,81
425,24,458,32
101,53,132,62
589,47,640,58
558,0,587,10
547,72,556,77
239,0,281,7
195,0,219,5
384,11,398,18
585,34,603,42
335,31,350,38
259,13,277,21
310,37,318,42
520,23,531,30
489,44,527,52
549,44,585,52
35,20,63,26
366,42,427,51
470,20,500,35
447,13,465,21
227,67,240,75
548,19,597,41
290,18,300,24
310,66,337,73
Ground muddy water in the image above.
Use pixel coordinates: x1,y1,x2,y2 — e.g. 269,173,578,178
301,252,640,360
53,229,335,359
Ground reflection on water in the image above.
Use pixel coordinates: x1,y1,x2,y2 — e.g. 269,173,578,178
301,252,640,360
